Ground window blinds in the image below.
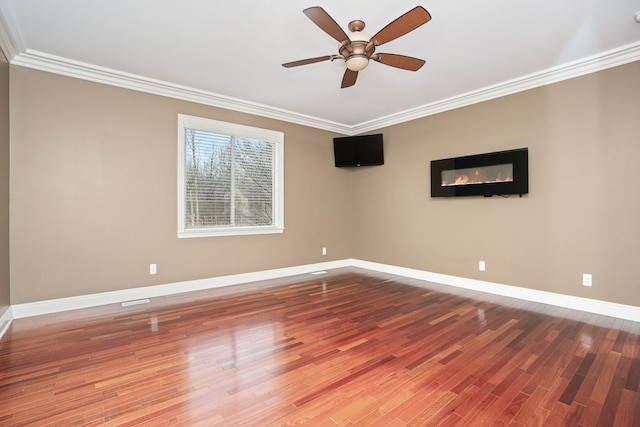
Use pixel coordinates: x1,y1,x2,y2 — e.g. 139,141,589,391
184,129,275,229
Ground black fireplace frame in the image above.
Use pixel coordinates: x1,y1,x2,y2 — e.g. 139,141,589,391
431,148,528,197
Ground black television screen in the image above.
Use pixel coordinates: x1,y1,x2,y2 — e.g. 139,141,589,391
333,134,384,167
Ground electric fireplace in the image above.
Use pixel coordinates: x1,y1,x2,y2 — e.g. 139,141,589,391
431,148,528,197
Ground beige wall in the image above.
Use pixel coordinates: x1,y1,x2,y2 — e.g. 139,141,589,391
0,50,9,313
8,61,640,308
353,61,640,307
9,67,353,304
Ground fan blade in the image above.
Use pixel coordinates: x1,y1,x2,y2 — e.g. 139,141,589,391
282,55,333,68
341,69,358,88
373,53,425,71
371,6,432,46
303,7,349,42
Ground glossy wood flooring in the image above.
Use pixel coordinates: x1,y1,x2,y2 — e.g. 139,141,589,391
1,268,639,426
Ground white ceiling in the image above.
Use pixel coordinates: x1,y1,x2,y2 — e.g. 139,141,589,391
1,0,639,134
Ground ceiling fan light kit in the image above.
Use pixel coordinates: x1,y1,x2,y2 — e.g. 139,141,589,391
283,6,432,88
342,25,373,71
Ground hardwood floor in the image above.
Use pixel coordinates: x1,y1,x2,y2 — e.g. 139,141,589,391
1,268,639,426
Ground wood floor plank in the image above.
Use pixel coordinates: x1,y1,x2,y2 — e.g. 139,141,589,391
511,385,548,425
0,268,638,425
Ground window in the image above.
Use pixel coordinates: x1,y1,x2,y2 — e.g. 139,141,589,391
177,114,284,238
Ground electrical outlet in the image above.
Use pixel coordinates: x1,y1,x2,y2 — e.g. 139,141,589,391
150,263,157,275
582,273,592,287
322,247,327,256
479,260,486,271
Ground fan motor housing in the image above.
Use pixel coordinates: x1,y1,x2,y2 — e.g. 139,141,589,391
339,25,375,71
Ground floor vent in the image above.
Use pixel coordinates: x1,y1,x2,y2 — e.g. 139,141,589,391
121,299,151,307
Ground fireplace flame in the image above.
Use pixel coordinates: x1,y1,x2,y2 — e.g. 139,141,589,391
442,164,513,187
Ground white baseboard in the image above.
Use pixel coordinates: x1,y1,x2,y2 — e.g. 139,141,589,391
351,259,640,323
0,306,12,341
11,259,351,319
8,258,640,323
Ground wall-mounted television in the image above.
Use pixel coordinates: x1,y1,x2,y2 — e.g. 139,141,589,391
431,148,528,197
333,133,384,167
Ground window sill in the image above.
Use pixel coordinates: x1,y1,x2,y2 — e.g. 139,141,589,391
177,226,285,239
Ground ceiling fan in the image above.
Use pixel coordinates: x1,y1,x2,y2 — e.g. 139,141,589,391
282,6,432,88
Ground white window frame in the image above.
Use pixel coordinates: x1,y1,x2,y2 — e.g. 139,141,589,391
177,114,284,238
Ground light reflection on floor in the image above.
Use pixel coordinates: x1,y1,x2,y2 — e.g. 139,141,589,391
186,316,284,420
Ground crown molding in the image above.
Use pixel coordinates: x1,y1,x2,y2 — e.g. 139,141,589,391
11,49,353,135
352,41,640,134
0,3,22,60
8,41,640,136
